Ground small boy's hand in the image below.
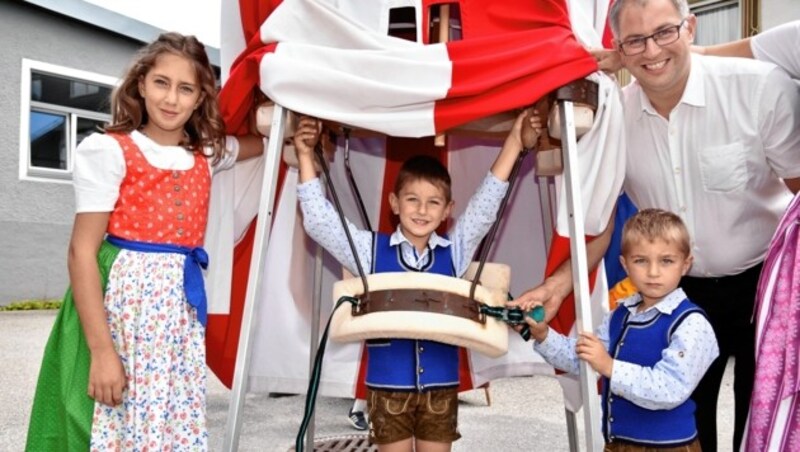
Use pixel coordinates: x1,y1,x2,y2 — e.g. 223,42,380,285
520,304,549,343
575,332,613,378
293,116,322,158
508,108,543,151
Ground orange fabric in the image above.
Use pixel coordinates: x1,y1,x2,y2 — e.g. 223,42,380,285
106,133,210,248
608,276,637,311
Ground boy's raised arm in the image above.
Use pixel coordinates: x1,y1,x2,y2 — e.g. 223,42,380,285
491,109,542,181
294,116,323,183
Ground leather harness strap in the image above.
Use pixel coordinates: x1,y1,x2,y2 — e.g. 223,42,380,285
354,289,485,323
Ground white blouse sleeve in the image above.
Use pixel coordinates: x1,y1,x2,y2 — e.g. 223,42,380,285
211,136,241,173
751,21,800,79
73,133,126,213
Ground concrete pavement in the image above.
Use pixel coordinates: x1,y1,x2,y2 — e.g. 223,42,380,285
1,311,735,451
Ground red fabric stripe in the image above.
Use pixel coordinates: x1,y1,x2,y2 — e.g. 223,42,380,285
238,0,282,45
219,42,277,136
437,31,597,133
423,0,574,40
206,163,288,388
546,233,599,337
220,0,282,135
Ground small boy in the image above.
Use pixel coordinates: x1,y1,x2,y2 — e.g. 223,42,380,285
522,208,719,451
293,111,541,452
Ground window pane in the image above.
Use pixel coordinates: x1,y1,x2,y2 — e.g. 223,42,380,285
388,7,417,41
30,110,67,170
693,4,740,45
77,117,104,145
31,72,112,113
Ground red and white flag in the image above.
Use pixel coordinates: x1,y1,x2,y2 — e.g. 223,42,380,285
206,0,624,407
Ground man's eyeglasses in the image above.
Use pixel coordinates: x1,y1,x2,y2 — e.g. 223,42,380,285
618,19,687,56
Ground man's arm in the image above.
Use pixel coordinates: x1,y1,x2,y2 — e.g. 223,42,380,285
510,212,615,321
693,39,754,59
759,68,800,188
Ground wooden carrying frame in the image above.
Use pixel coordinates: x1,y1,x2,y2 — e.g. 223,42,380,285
329,263,511,358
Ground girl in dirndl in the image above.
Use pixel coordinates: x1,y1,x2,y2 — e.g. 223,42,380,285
26,32,264,451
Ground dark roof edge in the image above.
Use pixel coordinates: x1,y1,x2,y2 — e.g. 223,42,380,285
22,0,220,66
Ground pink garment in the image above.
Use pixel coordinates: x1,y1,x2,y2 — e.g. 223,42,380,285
745,192,800,451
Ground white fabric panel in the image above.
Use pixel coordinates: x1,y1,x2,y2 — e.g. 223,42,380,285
554,72,625,237
247,169,362,396
257,0,451,136
206,154,267,315
245,138,389,397
567,0,605,48
447,138,555,384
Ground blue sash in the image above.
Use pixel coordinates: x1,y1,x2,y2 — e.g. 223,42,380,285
105,235,209,327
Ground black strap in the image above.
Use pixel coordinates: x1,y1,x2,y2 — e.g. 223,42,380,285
341,128,373,231
469,149,529,301
314,144,369,294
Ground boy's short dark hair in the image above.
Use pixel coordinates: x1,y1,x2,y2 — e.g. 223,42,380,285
393,155,452,201
621,208,691,257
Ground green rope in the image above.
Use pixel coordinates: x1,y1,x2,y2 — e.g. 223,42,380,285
295,295,360,452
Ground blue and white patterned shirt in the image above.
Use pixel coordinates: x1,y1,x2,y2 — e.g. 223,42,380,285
296,172,509,276
534,288,719,409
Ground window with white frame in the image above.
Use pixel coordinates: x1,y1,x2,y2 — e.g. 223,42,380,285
690,0,742,45
20,59,117,182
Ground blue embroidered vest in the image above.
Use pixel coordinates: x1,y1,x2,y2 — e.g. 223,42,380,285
603,298,706,446
365,232,459,392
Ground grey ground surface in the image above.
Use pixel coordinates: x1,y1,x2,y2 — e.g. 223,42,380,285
2,311,734,451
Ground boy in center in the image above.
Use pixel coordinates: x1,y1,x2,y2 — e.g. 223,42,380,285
293,111,540,452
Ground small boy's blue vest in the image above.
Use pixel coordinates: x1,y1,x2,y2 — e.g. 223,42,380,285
603,298,706,446
365,232,459,392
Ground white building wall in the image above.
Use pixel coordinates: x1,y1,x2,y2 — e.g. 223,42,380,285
0,2,141,303
762,0,800,29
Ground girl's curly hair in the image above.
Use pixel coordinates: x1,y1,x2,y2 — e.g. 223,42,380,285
105,32,226,163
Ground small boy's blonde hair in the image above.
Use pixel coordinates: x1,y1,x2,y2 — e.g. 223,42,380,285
621,208,691,257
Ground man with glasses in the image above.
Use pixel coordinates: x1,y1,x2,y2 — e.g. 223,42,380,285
512,0,800,450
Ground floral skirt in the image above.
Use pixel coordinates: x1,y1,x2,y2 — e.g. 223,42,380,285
26,242,207,451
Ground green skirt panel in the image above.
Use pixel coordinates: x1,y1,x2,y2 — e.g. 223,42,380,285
26,242,120,452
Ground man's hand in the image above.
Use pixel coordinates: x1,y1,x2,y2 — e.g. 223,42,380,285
588,48,622,74
88,347,127,407
509,280,567,323
575,332,613,378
